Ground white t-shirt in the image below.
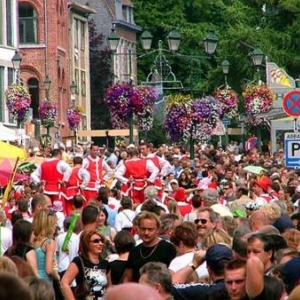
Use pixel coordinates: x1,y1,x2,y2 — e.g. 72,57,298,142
115,209,135,232
56,232,79,273
169,252,194,273
0,226,12,255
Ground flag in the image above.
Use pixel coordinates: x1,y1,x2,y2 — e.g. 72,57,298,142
245,137,258,151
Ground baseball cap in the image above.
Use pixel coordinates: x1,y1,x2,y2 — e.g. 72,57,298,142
205,244,233,267
280,256,300,294
272,216,294,233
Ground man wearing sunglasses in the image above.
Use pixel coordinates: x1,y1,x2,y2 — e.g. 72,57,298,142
194,207,219,249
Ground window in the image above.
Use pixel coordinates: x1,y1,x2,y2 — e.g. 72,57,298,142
0,2,3,45
75,69,79,94
74,19,79,49
0,67,4,122
80,21,85,50
81,71,86,96
6,0,13,46
19,4,38,44
28,78,39,119
7,68,14,85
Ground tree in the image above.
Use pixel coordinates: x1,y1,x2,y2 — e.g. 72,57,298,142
89,19,114,132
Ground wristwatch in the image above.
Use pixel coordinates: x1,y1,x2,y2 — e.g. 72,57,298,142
188,263,197,271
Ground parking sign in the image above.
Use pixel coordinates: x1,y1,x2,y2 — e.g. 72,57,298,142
285,132,300,168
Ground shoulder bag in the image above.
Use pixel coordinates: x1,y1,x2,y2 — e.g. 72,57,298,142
73,256,90,299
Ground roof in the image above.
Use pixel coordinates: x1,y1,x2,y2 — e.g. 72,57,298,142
68,3,96,15
122,0,134,7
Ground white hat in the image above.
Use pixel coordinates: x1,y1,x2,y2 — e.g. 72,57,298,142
172,154,180,159
127,144,135,149
53,201,63,212
170,179,178,185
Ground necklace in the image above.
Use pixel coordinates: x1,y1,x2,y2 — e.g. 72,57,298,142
139,241,160,259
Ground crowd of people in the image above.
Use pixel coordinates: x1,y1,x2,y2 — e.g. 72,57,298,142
0,140,300,300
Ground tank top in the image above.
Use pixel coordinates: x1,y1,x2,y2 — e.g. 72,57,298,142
35,238,53,282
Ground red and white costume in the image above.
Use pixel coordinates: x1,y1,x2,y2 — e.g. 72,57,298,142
82,155,113,201
30,158,72,204
61,166,90,216
115,158,159,204
142,153,171,199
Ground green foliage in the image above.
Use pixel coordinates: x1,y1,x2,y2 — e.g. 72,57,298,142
132,0,300,96
89,19,114,131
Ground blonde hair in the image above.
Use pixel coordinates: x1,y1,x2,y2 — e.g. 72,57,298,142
167,199,182,218
33,209,57,241
202,228,232,249
282,229,300,252
259,203,281,222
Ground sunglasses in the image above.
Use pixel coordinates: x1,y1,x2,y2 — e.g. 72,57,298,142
90,238,103,244
47,209,55,217
223,187,230,190
194,218,209,225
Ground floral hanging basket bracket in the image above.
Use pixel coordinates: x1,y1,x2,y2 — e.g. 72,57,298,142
243,84,274,116
214,88,238,119
38,99,57,128
67,106,83,130
5,84,31,124
105,84,158,131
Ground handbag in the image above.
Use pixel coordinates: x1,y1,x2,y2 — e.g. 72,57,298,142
73,256,90,299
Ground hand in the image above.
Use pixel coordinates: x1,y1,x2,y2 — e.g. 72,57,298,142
192,250,206,268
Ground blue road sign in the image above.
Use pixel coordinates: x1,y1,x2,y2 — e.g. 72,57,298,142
285,132,300,168
222,117,231,126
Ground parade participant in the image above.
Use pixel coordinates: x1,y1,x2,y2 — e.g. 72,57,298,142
123,212,176,282
30,149,72,205
82,144,114,202
115,147,159,204
140,142,172,195
62,156,90,216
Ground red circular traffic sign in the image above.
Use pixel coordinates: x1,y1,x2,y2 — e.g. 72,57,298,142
283,90,300,117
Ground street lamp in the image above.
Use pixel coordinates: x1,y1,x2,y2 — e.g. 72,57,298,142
167,29,181,52
203,30,219,55
221,59,230,88
70,80,77,107
250,48,264,151
12,50,22,84
107,28,120,52
140,30,153,51
44,75,51,99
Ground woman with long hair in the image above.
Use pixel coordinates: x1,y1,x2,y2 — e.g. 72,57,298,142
32,209,60,283
5,219,38,275
61,229,110,300
97,207,116,257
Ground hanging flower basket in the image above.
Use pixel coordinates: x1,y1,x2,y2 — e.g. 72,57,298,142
105,84,157,131
164,94,192,142
105,84,141,129
186,96,222,142
38,99,57,128
5,84,31,124
214,88,238,119
67,106,82,130
243,85,274,115
135,85,158,131
165,94,222,143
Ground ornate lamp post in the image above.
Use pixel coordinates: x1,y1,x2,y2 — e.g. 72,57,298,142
44,75,51,100
221,59,230,88
251,48,264,151
12,51,22,84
